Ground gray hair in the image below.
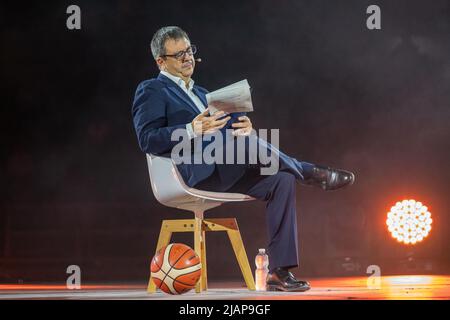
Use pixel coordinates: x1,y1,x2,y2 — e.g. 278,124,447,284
150,26,190,60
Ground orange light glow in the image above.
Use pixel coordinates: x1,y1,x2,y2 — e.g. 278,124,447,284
386,199,432,245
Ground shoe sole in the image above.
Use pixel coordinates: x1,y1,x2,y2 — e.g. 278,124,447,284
266,284,311,292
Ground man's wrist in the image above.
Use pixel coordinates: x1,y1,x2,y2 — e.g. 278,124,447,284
186,122,197,139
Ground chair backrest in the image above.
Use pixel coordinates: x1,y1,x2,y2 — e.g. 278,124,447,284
145,154,195,208
146,154,255,212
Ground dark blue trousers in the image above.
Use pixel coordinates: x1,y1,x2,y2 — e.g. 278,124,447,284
194,133,316,271
230,170,300,271
197,166,311,271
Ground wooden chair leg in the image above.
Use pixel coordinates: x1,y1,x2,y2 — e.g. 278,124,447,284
201,228,208,290
194,214,203,293
147,221,173,293
227,220,256,291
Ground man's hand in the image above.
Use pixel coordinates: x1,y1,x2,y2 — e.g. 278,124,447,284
191,108,231,135
231,115,253,136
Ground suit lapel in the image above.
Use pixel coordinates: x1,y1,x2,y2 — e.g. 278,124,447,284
193,87,208,107
157,73,201,114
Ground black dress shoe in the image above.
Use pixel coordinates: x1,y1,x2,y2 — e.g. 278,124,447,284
266,268,311,292
304,165,355,191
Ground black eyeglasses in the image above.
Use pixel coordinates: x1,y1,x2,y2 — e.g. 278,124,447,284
161,45,197,60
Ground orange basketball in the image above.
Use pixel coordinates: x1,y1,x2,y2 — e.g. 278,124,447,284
150,243,201,294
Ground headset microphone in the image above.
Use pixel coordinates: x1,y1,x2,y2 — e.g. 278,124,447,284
195,58,202,62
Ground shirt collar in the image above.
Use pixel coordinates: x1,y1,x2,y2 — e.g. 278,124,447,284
160,71,195,91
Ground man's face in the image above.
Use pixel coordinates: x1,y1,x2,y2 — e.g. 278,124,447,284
157,37,195,79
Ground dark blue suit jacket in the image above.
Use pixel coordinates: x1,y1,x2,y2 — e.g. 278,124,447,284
132,73,309,191
132,73,246,189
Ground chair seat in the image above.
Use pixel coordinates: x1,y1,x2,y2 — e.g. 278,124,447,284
185,187,255,202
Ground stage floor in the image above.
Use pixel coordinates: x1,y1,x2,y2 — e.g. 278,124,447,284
0,275,449,300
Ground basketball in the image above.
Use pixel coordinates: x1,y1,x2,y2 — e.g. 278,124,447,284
150,243,202,294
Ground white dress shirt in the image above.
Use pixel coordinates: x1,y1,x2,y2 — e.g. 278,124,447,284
160,71,205,139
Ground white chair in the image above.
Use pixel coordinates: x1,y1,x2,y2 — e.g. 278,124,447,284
145,154,256,293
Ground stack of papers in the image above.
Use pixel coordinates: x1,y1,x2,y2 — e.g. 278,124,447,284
206,79,254,115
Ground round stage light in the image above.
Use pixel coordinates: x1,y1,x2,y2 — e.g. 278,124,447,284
386,199,432,245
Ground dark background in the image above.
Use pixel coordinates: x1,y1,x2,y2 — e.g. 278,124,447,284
1,0,449,284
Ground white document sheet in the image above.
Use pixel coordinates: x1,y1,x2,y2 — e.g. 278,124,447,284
205,79,254,115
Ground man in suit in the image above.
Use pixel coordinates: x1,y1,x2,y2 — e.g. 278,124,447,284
132,26,355,292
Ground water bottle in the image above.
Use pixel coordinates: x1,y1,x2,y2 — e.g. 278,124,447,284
255,248,269,291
